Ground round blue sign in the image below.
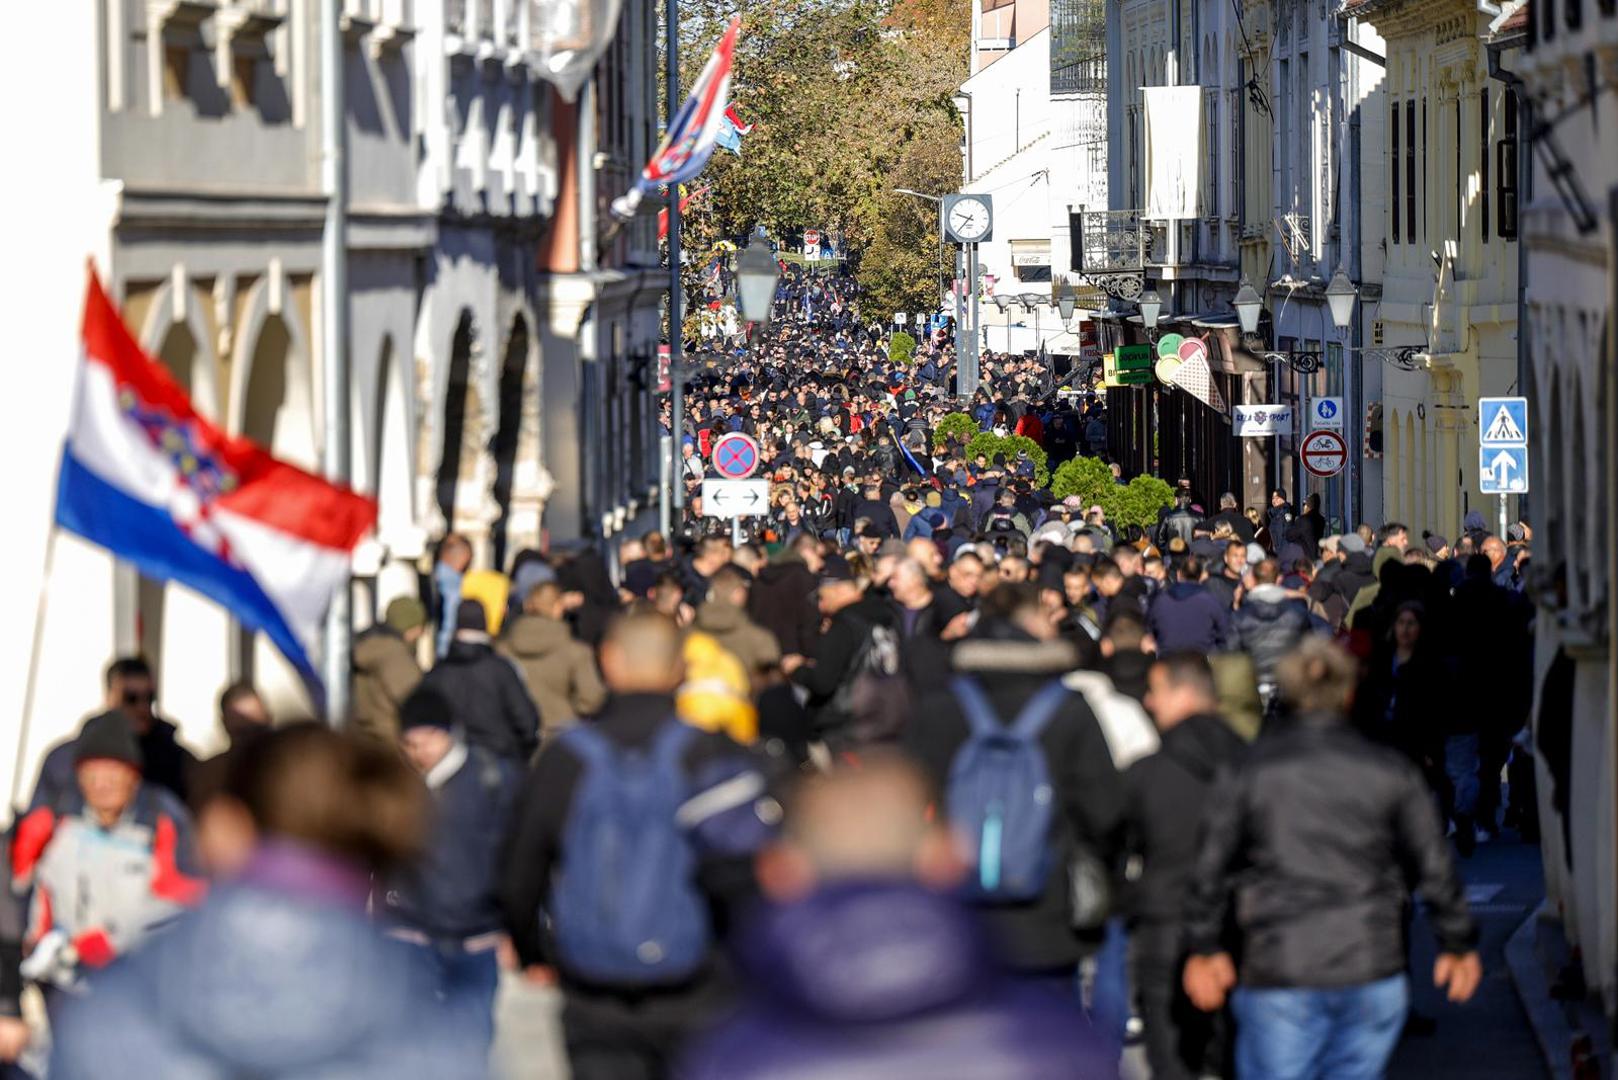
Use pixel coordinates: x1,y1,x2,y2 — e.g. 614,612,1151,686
712,433,761,479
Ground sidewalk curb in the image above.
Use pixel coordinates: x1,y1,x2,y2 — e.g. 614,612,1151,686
1505,899,1573,1080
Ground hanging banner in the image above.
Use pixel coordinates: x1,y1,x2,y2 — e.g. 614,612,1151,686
529,0,628,102
1234,404,1293,436
1143,86,1203,220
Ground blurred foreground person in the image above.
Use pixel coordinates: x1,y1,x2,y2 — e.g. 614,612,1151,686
681,756,1115,1079
49,723,484,1080
499,611,774,1080
13,711,203,998
380,688,521,1050
1182,639,1481,1080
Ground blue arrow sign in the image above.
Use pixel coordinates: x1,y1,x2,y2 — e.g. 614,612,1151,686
1479,446,1529,494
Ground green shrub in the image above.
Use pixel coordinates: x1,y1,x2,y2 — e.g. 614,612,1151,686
963,432,1050,487
888,331,917,365
1107,474,1176,529
933,411,981,452
1049,456,1115,506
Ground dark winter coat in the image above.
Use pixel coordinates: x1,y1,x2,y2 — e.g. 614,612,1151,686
419,639,541,762
851,497,901,537
748,557,821,657
789,607,876,740
379,743,520,940
1184,712,1477,989
1147,582,1235,655
679,882,1114,1080
904,635,1124,971
1123,715,1248,926
1230,584,1317,686
1354,648,1450,779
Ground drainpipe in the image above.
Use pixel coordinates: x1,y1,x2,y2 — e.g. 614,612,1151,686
577,76,599,543
319,0,352,725
1487,35,1528,521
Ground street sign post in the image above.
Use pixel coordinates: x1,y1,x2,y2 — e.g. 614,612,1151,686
701,479,770,519
1301,429,1348,478
1310,396,1345,430
1478,396,1528,536
711,432,761,480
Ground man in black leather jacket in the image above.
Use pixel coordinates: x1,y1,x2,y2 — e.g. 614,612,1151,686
1182,638,1480,1079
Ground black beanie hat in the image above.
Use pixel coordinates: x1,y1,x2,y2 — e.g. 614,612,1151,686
399,687,456,733
75,710,143,769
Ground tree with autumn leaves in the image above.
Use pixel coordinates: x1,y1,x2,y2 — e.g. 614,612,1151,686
676,0,968,318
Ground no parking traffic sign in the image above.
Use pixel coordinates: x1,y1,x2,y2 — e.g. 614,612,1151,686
1300,429,1348,478
711,432,761,480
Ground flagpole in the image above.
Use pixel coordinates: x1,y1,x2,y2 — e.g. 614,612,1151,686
666,0,685,527
319,0,353,725
10,528,59,811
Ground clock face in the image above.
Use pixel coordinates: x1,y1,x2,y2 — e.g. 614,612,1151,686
947,197,991,241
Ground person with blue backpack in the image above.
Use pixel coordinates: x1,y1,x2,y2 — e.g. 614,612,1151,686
498,610,777,1080
903,583,1125,1013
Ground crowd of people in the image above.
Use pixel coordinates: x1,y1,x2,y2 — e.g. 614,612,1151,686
0,270,1540,1079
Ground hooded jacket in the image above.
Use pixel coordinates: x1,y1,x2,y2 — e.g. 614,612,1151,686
680,882,1113,1079
904,633,1123,970
419,640,541,762
1122,715,1248,926
1184,711,1477,989
692,600,782,686
351,626,423,744
499,615,608,739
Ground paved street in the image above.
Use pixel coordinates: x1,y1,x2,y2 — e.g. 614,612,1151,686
1390,831,1548,1079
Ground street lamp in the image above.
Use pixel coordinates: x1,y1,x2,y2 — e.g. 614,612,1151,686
1057,292,1077,323
735,233,780,325
893,187,942,204
1325,267,1357,331
1233,278,1263,336
1137,289,1162,332
992,295,1011,313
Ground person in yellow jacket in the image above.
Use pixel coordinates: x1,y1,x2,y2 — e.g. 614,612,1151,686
677,632,758,746
459,569,512,635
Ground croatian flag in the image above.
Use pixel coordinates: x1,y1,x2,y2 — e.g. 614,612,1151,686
611,18,740,221
715,104,752,156
56,269,376,692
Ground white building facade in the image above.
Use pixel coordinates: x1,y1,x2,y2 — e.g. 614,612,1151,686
0,0,663,804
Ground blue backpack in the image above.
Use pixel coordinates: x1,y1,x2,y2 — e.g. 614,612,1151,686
946,677,1069,902
549,720,710,985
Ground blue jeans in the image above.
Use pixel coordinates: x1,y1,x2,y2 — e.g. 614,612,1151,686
1232,974,1409,1080
408,943,500,1049
1446,733,1481,820
1084,918,1131,1049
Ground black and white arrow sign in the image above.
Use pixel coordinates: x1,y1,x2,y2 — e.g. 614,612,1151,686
700,479,771,519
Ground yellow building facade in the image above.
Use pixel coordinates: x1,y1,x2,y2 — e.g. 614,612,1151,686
1352,0,1522,537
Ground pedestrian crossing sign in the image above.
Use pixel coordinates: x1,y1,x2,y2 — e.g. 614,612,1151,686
1479,396,1528,447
